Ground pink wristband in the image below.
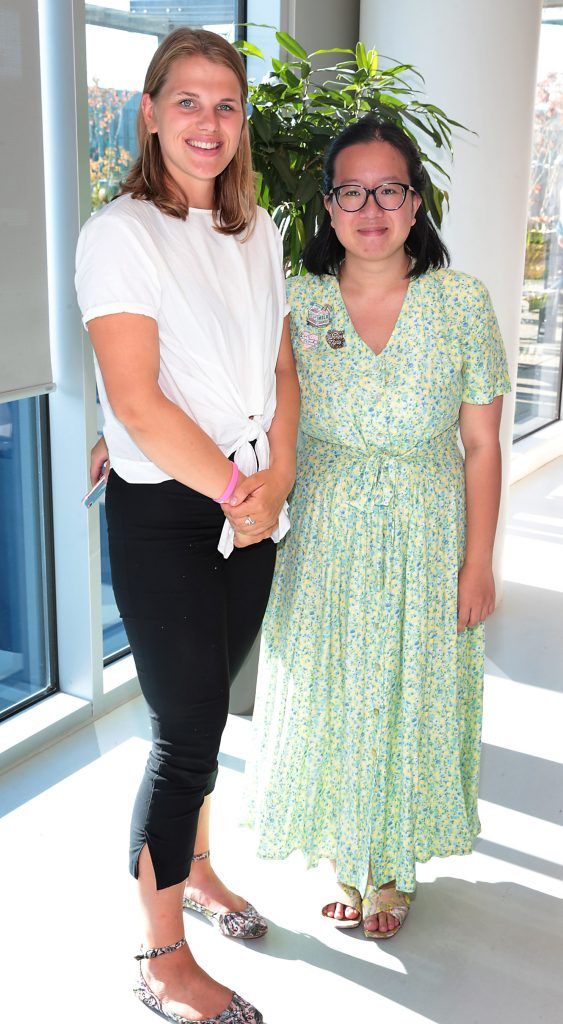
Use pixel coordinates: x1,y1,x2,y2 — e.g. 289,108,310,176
215,462,239,504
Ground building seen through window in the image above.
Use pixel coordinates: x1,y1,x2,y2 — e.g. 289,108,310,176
515,4,563,440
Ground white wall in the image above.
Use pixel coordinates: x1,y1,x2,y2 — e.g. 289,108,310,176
360,0,543,581
282,0,360,54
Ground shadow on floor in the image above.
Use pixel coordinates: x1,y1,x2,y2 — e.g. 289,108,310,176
252,877,563,1024
473,837,563,882
480,742,563,825
485,580,563,694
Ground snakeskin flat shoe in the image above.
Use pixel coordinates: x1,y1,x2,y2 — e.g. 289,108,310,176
133,939,264,1023
182,895,268,939
184,851,268,939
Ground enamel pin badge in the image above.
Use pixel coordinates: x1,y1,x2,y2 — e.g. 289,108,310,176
326,328,346,349
307,303,332,328
299,328,319,349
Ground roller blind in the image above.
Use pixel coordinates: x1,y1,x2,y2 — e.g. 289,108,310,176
0,3,54,404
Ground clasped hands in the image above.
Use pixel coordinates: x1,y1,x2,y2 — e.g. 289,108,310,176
221,468,291,548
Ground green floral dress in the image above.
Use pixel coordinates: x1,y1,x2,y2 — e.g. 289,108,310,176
243,268,511,895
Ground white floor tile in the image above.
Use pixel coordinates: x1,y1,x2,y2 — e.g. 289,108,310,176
1,459,562,1024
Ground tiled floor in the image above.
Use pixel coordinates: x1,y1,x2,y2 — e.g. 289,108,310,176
1,459,562,1024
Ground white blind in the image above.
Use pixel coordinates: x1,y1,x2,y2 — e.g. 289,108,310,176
0,3,53,404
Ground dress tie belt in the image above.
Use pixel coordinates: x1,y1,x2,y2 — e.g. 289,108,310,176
349,424,460,513
303,423,460,515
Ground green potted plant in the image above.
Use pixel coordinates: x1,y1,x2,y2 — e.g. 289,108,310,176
237,32,467,273
526,292,548,313
524,225,547,281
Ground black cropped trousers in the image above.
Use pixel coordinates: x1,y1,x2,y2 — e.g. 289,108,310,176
105,470,276,890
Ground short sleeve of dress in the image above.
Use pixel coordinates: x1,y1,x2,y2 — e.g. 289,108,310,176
75,208,161,326
461,280,511,405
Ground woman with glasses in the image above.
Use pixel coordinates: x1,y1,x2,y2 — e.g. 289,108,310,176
242,117,510,939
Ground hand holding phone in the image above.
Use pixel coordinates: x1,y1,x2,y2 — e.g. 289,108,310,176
82,476,106,509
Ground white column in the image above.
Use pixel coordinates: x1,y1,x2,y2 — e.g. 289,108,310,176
360,0,543,583
281,0,361,53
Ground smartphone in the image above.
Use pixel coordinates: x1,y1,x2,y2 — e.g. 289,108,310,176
82,476,106,509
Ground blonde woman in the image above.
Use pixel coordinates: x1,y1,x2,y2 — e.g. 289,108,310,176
76,28,298,1024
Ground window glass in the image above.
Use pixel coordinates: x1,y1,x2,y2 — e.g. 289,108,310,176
0,399,55,719
514,4,563,440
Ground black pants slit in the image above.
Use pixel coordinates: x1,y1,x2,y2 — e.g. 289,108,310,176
105,469,276,890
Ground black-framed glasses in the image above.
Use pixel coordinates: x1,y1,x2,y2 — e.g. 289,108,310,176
328,182,418,212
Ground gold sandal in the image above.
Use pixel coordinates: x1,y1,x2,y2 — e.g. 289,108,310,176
321,881,362,930
362,884,410,939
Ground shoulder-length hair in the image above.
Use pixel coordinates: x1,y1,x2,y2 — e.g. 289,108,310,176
120,27,256,236
303,117,450,277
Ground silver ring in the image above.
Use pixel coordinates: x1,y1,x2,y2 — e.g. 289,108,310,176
244,516,256,526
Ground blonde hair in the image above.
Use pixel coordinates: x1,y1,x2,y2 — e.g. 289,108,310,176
120,28,256,235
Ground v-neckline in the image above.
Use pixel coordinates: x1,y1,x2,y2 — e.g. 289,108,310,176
332,274,414,360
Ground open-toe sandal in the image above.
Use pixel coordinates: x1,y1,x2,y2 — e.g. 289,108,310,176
133,938,264,1023
321,881,362,930
362,884,410,939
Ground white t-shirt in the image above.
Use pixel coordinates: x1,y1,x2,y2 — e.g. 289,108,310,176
75,194,290,555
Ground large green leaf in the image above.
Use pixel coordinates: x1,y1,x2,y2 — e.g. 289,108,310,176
250,106,273,143
378,55,425,82
233,39,264,60
294,216,306,247
280,66,301,88
379,93,406,109
355,41,369,71
275,32,308,61
422,154,451,180
308,48,355,56
295,172,319,204
401,109,442,145
270,150,297,190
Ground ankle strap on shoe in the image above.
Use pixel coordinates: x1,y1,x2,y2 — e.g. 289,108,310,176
134,938,187,961
191,850,210,862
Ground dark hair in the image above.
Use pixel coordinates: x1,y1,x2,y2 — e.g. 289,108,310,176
303,116,450,278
